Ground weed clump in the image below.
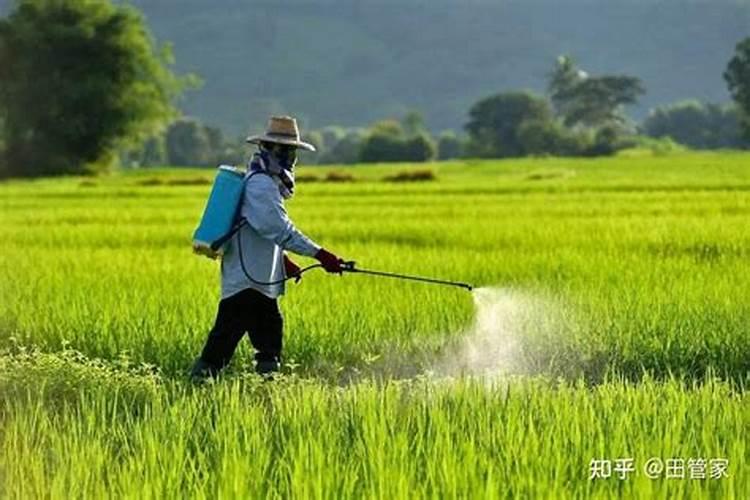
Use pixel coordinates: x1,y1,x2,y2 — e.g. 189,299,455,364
325,171,357,182
0,347,160,413
383,169,436,182
135,177,164,186
295,173,321,183
524,169,574,181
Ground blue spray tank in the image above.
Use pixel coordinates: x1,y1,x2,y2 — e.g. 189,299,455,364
192,165,247,259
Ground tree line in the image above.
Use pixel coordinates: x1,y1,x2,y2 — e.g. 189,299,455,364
166,54,745,166
124,55,750,168
0,0,749,178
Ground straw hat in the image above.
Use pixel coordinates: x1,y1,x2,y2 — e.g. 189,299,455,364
245,116,316,152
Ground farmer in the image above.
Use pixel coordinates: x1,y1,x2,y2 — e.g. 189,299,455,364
191,116,345,379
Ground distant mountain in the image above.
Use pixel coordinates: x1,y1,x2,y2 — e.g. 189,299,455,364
2,0,749,134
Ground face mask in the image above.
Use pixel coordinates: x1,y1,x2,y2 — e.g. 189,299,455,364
273,145,298,169
253,145,297,199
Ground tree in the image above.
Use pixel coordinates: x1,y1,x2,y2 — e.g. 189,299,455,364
548,55,644,128
358,116,437,163
320,126,346,151
0,0,186,177
403,132,437,162
369,119,405,138
437,131,464,160
516,119,590,157
140,137,167,167
165,118,212,166
359,133,404,163
401,110,426,136
319,129,365,165
358,114,437,163
464,91,553,157
204,125,224,157
299,130,323,164
517,120,555,156
564,76,644,127
642,100,747,149
120,134,167,168
587,124,624,156
725,38,750,138
548,55,587,121
0,115,5,169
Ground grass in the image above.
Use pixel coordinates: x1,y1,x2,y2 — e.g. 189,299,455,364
0,151,748,497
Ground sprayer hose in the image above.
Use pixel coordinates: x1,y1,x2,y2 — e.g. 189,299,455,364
235,227,322,286
234,225,473,291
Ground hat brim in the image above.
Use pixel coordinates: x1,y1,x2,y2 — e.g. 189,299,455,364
246,134,316,152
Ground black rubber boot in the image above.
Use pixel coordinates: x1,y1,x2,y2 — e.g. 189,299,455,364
190,357,220,382
255,356,280,378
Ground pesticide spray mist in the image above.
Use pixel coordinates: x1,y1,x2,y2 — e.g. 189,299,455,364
431,287,567,380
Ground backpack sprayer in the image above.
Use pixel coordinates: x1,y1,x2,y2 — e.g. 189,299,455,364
192,165,474,292
192,165,246,259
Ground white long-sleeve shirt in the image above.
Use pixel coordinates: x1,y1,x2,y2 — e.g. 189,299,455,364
220,172,320,299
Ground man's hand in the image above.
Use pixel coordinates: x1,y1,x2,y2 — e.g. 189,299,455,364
314,248,344,274
284,254,302,283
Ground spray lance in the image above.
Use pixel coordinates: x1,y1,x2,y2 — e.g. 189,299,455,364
237,253,474,291
338,261,474,291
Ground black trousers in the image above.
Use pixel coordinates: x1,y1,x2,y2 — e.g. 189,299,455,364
198,287,283,371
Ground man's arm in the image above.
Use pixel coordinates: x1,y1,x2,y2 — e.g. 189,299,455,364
242,175,320,257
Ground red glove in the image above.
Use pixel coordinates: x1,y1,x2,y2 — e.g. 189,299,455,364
315,248,344,274
284,254,302,283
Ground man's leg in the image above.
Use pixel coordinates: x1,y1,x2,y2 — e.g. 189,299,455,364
191,292,249,379
245,289,284,375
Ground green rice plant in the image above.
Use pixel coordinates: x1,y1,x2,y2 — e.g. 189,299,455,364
1,153,748,381
0,152,748,497
0,358,746,498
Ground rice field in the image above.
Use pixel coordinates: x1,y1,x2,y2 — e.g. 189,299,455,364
0,152,748,497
